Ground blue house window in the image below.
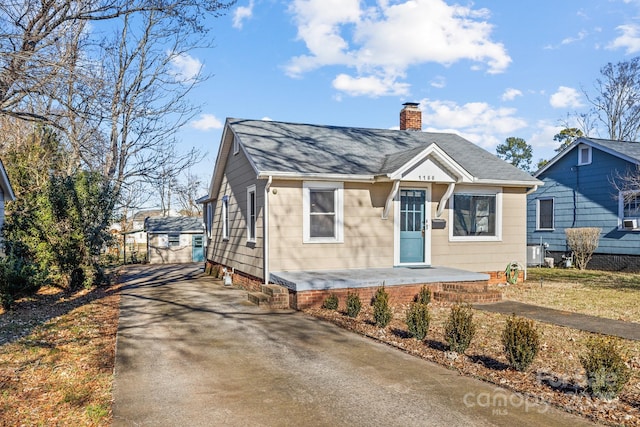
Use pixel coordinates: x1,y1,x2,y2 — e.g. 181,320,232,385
536,198,554,230
620,190,640,230
578,145,592,166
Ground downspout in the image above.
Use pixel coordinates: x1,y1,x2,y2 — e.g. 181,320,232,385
523,185,538,281
382,180,400,219
436,182,456,218
264,176,273,285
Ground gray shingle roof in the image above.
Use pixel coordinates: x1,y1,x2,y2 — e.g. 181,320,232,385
228,118,538,184
144,217,203,233
586,137,640,162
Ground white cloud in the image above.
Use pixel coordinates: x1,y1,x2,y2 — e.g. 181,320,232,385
169,53,202,82
549,86,584,108
418,98,527,149
190,114,223,131
608,24,640,53
332,73,410,97
233,1,255,29
561,30,587,45
501,88,522,101
286,0,510,97
430,76,446,89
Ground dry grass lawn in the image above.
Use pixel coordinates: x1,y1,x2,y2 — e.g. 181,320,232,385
505,268,640,321
0,283,120,426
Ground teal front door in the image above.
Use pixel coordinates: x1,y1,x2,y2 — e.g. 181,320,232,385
192,234,204,262
400,190,426,264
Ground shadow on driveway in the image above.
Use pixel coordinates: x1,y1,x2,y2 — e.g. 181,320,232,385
113,263,595,427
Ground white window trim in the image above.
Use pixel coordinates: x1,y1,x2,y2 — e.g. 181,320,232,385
536,198,555,231
246,185,257,243
619,189,640,231
303,181,344,244
222,195,230,241
448,187,502,242
578,144,592,166
205,201,214,238
168,233,180,246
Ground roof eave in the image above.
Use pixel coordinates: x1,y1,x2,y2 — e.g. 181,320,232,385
256,172,376,182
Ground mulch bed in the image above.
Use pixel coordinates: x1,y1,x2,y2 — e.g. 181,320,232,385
305,302,640,426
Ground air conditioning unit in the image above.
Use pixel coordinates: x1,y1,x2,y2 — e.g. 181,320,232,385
623,219,638,230
527,245,541,266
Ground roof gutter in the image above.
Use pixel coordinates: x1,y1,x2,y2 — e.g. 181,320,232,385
526,185,539,195
257,172,376,183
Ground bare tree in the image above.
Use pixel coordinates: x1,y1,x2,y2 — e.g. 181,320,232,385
0,0,233,124
174,170,206,217
0,0,233,225
583,57,640,141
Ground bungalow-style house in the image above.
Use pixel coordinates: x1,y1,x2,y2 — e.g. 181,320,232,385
201,104,541,308
527,136,640,271
145,217,205,264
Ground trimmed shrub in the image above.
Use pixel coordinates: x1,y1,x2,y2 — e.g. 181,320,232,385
345,292,361,318
501,315,540,371
415,285,431,305
444,303,476,354
580,337,631,400
322,293,339,310
565,227,601,270
372,286,392,327
405,302,430,340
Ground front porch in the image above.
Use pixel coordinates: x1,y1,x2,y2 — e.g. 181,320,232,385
268,266,502,309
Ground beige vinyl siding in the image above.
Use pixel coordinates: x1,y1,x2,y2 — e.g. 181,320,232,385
148,233,197,264
430,185,527,272
269,181,395,272
207,140,264,279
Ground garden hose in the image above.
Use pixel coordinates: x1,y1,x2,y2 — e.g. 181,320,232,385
505,262,520,285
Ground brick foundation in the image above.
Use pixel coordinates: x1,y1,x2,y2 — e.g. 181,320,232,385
206,261,506,310
204,260,264,292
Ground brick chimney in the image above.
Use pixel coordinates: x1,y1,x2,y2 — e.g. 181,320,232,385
400,102,422,131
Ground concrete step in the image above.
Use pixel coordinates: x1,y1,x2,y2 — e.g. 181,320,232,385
433,289,502,304
441,281,489,293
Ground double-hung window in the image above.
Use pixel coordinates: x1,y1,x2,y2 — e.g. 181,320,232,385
536,198,554,230
450,189,501,241
578,144,592,166
620,190,640,230
222,195,230,240
247,185,256,242
303,182,343,243
168,233,180,247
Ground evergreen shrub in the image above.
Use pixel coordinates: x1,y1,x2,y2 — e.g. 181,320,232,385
444,303,476,354
501,315,540,371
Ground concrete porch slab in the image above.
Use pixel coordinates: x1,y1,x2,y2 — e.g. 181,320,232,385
270,266,489,292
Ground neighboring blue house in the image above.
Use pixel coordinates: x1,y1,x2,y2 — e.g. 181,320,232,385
527,136,640,271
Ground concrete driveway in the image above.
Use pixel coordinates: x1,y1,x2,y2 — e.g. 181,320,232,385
112,264,594,427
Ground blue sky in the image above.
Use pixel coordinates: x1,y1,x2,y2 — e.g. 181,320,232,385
173,0,640,181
